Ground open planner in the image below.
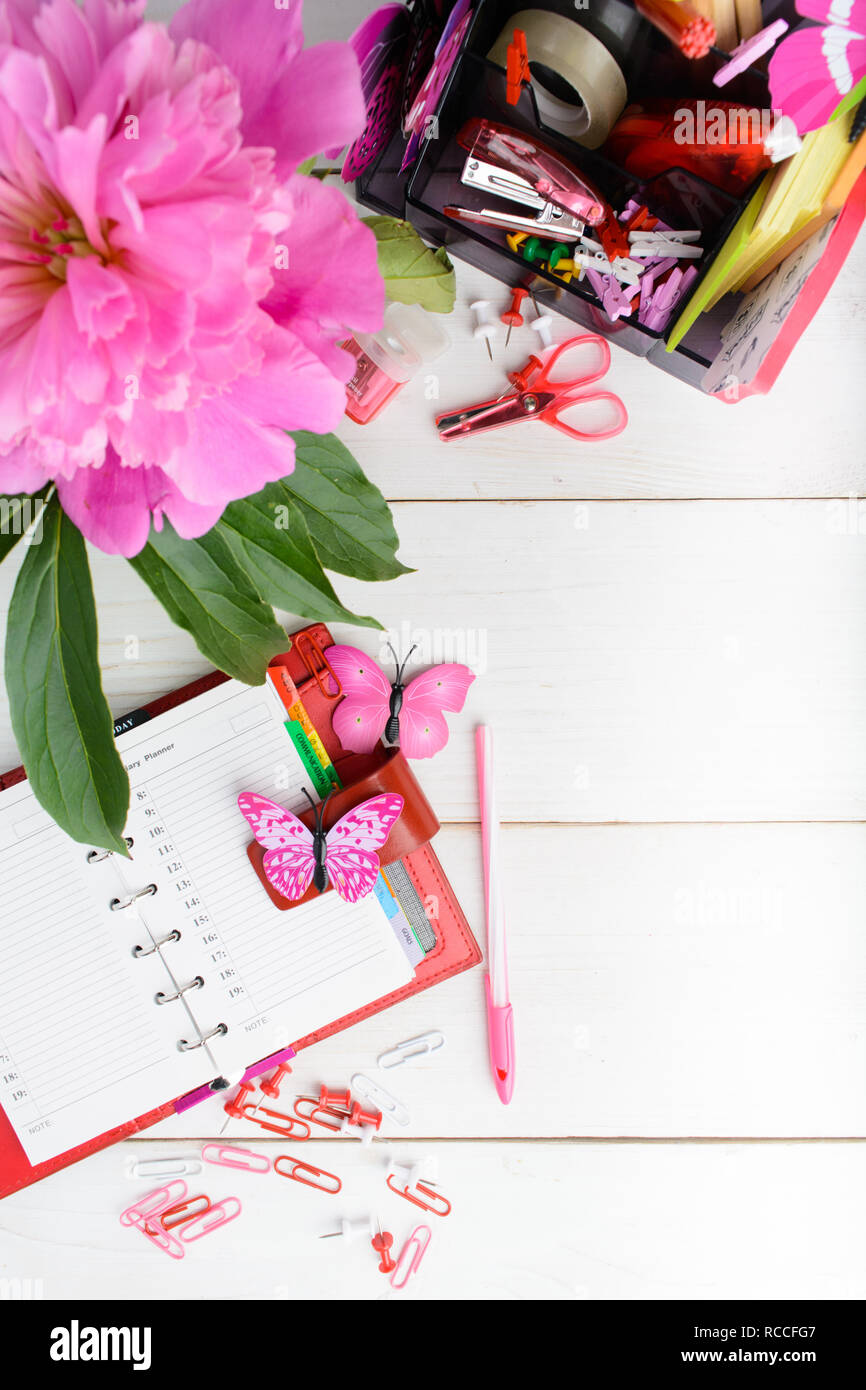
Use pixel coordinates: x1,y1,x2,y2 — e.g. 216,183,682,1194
0,623,480,1196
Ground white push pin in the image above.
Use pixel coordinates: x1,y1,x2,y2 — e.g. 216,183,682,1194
319,1215,375,1243
339,1116,376,1147
470,298,498,360
529,309,553,349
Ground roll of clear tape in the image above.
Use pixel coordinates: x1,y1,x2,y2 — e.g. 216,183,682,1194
488,9,627,149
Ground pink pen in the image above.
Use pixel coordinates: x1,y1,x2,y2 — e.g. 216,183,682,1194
475,725,515,1104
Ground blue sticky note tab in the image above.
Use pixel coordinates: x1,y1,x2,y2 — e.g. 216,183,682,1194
374,873,398,919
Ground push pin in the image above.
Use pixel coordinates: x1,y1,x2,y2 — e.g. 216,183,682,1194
529,309,554,350
470,299,497,360
320,1215,375,1243
501,287,528,348
218,1078,256,1135
371,1222,397,1274
260,1062,292,1101
318,1084,351,1112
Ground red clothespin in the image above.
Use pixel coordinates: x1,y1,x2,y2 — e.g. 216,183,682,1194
260,1062,292,1100
505,29,530,106
371,1225,397,1273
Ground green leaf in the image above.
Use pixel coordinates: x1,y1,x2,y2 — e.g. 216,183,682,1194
285,431,412,582
128,522,288,684
0,490,48,567
5,496,129,853
219,483,381,629
296,155,318,175
362,216,456,313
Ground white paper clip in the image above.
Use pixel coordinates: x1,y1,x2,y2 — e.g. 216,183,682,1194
201,1143,271,1173
351,1073,410,1127
391,1224,432,1290
377,1031,445,1070
129,1156,202,1180
628,229,703,260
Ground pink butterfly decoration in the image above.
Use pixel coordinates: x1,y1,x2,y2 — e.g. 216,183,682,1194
239,791,403,904
325,644,475,760
768,0,866,133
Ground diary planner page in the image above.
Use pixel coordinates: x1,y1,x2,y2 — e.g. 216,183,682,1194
111,678,414,1080
0,784,215,1164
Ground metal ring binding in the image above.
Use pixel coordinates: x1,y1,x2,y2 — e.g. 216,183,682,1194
132,929,181,958
87,837,134,863
178,1023,228,1052
155,976,204,1005
110,883,158,912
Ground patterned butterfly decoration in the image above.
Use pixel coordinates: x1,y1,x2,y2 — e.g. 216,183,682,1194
325,643,475,760
339,4,413,182
239,790,403,904
768,0,866,134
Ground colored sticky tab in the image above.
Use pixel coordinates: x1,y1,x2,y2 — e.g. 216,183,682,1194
285,721,334,798
374,873,399,919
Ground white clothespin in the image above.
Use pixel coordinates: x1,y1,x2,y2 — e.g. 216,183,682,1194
628,229,703,260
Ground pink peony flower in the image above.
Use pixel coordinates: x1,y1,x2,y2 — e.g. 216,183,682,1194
0,0,384,555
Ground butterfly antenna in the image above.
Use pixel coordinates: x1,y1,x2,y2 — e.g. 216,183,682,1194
396,643,419,684
386,641,401,678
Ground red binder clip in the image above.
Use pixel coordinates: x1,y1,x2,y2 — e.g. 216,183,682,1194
274,1155,342,1194
385,1174,452,1217
506,28,530,105
241,1103,311,1139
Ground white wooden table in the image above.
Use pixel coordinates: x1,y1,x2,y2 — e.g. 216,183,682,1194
1,0,865,1302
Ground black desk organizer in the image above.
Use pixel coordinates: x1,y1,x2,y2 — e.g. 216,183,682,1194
355,0,788,394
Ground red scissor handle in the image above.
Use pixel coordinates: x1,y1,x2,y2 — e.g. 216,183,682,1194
539,389,628,441
510,334,613,395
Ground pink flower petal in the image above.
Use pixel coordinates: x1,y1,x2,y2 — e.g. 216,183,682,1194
66,256,135,343
171,0,365,177
264,174,383,374
0,441,51,494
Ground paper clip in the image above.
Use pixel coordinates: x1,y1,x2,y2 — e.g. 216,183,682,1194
386,1174,452,1217
274,1155,342,1193
296,631,341,699
390,1225,432,1289
293,1095,349,1132
120,1179,188,1228
139,1222,185,1260
377,1031,445,1070
201,1143,272,1173
129,1155,202,1181
160,1194,211,1231
178,1196,242,1242
241,1103,311,1139
351,1074,410,1127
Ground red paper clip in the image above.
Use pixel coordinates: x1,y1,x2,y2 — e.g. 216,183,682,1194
386,1175,452,1217
294,1095,349,1132
160,1194,212,1231
241,1103,311,1139
274,1155,342,1194
178,1196,242,1242
296,632,341,699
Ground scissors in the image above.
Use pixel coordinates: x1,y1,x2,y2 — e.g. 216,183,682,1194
435,334,627,443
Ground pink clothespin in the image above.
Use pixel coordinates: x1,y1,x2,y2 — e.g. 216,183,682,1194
713,20,789,88
640,266,699,332
585,269,639,322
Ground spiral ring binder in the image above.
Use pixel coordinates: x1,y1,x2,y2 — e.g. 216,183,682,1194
86,837,133,863
132,929,181,958
178,1023,228,1051
110,883,157,912
155,976,204,1005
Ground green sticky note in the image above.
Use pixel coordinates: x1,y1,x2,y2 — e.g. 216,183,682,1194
285,720,336,798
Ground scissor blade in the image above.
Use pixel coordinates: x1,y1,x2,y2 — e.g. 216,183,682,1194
436,391,554,440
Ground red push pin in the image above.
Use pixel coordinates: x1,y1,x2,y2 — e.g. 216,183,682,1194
223,1079,255,1120
501,287,528,348
371,1223,396,1274
348,1102,382,1131
318,1084,351,1113
260,1062,292,1100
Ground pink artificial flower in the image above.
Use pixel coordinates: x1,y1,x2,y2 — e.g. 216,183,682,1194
0,0,383,555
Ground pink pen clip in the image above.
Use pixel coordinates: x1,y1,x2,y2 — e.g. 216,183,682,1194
485,974,515,1105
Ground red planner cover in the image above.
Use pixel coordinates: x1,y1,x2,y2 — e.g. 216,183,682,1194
0,622,480,1199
